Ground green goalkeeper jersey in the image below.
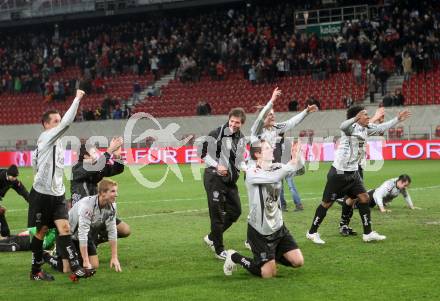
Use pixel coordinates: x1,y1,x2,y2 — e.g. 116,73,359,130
28,227,57,250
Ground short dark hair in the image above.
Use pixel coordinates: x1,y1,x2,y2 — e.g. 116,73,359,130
78,144,89,162
78,144,97,162
41,110,60,126
228,107,246,123
7,164,19,177
398,174,411,184
249,139,266,160
346,105,365,119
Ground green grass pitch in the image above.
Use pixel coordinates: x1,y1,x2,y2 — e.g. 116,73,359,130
0,160,439,301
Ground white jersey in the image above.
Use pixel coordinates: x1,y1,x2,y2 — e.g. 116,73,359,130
333,117,398,171
69,195,117,246
32,97,81,196
246,162,301,235
250,99,308,147
372,178,413,208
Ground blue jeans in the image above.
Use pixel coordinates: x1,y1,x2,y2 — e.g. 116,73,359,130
280,175,302,208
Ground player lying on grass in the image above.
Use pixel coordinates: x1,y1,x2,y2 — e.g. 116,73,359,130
0,227,56,252
44,179,122,273
223,139,304,278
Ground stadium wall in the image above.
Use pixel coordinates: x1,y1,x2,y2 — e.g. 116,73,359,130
0,105,439,149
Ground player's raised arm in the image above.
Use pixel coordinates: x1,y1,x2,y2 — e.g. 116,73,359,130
277,104,318,135
368,109,411,136
250,87,281,139
44,89,86,146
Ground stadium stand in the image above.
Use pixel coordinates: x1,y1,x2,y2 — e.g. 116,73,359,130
0,0,439,124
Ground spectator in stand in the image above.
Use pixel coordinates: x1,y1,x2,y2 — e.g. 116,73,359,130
94,107,102,120
112,105,123,120
93,77,105,94
216,61,226,81
101,95,113,120
122,104,132,119
403,52,412,81
133,81,142,103
53,56,62,73
382,92,394,107
394,89,405,106
352,60,362,85
343,95,354,108
248,65,256,85
378,67,388,96
150,54,160,81
196,101,211,116
288,99,298,112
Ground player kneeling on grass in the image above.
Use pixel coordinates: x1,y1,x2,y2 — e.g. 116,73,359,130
70,140,131,243
44,179,122,273
223,140,304,278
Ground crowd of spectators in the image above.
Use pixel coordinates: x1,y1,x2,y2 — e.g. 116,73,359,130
77,94,132,121
1,0,440,111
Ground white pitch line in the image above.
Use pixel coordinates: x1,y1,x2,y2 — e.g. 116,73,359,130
5,184,440,214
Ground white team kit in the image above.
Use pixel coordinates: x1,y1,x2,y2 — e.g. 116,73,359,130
370,178,413,208
333,117,399,171
69,195,117,246
32,97,81,196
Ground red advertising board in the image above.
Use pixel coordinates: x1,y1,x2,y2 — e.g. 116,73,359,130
1,140,439,167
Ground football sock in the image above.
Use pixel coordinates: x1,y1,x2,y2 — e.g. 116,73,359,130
340,200,354,227
0,214,10,237
44,253,64,272
309,204,328,234
358,203,372,234
31,236,44,274
57,235,81,271
231,252,262,277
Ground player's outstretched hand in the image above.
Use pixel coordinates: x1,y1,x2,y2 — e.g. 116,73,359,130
371,107,385,123
110,257,122,272
270,87,282,103
76,89,86,100
306,104,318,113
108,137,123,154
397,109,411,121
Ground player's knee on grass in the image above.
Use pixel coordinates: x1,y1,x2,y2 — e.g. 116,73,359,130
117,222,131,238
261,260,277,278
285,249,304,268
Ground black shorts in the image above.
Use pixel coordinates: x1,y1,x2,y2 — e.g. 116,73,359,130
27,188,68,229
368,189,376,207
72,239,97,259
322,166,366,202
247,224,298,266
